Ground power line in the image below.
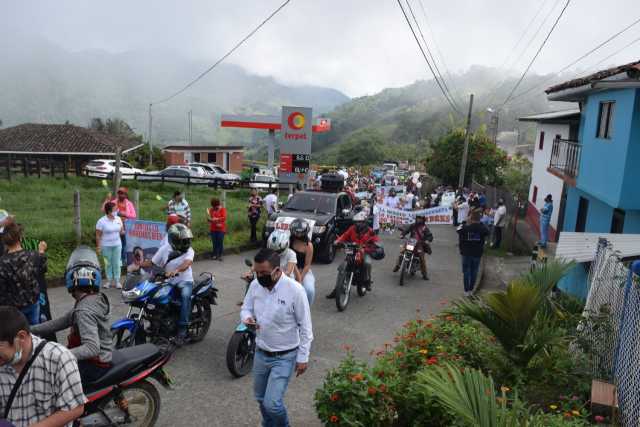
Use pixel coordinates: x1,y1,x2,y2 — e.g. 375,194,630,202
405,0,460,110
500,0,571,108
506,16,640,104
396,0,462,116
152,0,292,105
587,35,640,71
415,0,462,105
484,0,553,106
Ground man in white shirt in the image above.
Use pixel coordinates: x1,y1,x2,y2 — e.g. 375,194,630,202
149,224,194,346
241,248,313,427
492,199,507,249
264,189,279,216
456,197,470,225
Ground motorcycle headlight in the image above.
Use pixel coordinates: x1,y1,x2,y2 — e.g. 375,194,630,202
266,220,275,228
313,225,326,234
122,287,143,302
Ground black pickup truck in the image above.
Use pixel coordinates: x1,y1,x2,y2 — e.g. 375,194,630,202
263,190,358,263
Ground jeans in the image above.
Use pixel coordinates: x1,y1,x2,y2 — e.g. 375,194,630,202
493,227,503,249
175,281,193,335
540,220,550,248
20,302,40,325
249,217,259,242
462,256,482,292
210,231,225,258
102,244,122,282
253,348,297,427
300,270,316,305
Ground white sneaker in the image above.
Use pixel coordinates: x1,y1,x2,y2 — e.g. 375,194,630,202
103,281,111,289
464,291,471,297
115,281,122,289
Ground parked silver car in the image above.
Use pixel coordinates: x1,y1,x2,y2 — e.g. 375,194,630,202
138,166,209,184
189,163,241,188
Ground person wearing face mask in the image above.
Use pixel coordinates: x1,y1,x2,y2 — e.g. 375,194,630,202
0,306,86,427
327,211,380,298
392,214,433,280
240,248,313,427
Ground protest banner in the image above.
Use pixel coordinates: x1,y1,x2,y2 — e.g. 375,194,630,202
377,205,453,227
124,219,166,264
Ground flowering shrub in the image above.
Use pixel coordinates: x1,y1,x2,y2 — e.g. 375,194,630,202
314,353,396,427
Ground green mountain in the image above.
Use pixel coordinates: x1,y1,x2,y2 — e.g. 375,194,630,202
0,35,349,148
312,65,576,163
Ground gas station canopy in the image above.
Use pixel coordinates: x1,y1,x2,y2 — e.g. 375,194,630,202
220,115,331,133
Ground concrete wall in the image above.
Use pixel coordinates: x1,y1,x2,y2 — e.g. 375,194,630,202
164,150,244,173
164,151,185,166
528,122,568,232
577,88,637,208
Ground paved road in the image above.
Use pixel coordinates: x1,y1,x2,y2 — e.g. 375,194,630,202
47,224,466,426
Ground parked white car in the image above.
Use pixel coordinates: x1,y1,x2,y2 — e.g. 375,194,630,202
137,166,209,184
84,159,144,179
188,163,241,188
249,173,278,190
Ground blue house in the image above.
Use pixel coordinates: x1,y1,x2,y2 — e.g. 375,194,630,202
545,60,640,298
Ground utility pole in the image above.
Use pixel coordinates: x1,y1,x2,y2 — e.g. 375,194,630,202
148,103,153,167
189,110,193,145
458,93,474,189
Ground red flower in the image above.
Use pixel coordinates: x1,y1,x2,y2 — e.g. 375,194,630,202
427,356,438,365
445,315,455,321
368,386,377,396
379,384,387,393
350,373,364,382
329,393,339,402
329,415,339,423
594,415,606,423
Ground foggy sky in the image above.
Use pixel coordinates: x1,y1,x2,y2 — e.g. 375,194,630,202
3,0,640,97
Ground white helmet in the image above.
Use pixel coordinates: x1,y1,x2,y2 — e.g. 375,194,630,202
267,230,290,253
353,211,368,222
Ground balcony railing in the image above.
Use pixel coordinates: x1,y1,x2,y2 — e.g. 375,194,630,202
549,138,581,179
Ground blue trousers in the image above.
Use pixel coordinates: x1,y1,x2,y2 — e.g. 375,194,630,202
175,281,193,335
20,302,41,325
462,256,481,292
540,220,550,248
210,231,225,258
102,244,122,281
253,349,297,427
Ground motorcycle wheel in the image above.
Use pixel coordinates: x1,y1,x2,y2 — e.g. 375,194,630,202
399,259,406,287
226,331,255,378
115,327,146,349
115,379,160,427
335,270,351,312
188,300,212,343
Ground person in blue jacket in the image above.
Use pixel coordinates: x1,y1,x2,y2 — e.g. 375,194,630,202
539,194,553,248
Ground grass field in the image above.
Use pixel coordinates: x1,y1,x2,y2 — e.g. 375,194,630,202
0,177,270,278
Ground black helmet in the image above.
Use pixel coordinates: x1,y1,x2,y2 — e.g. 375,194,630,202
290,218,310,240
168,223,193,253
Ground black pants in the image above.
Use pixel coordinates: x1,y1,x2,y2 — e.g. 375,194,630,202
249,217,259,242
79,360,111,385
452,208,458,226
494,227,503,249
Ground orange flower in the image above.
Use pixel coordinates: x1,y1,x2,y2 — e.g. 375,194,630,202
379,384,387,393
445,315,455,321
368,386,377,396
329,393,339,402
329,415,339,423
350,373,364,382
564,412,572,418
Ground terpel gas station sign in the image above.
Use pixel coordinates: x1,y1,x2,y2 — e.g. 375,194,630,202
279,106,312,184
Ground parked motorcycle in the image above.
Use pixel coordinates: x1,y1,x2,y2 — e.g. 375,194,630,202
226,259,256,378
334,242,369,312
111,270,218,349
77,343,172,427
398,237,421,286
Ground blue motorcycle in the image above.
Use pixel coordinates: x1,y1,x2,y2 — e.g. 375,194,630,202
225,259,256,377
112,270,218,349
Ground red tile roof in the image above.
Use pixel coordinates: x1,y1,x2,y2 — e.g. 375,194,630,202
163,145,245,151
0,124,142,154
545,59,640,94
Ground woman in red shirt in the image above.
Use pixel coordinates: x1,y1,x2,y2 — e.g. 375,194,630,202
207,198,227,261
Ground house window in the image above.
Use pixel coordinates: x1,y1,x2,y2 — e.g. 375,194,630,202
207,153,217,163
576,197,589,232
597,101,615,139
611,209,625,234
532,186,538,203
193,153,200,162
538,131,545,150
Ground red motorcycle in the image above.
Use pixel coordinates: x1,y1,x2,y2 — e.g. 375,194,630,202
75,343,172,427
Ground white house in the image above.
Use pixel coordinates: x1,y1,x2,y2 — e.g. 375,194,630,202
518,108,580,242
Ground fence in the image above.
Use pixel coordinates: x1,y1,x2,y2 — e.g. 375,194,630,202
577,238,640,425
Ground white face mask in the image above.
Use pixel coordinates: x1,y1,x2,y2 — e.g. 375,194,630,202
10,338,22,365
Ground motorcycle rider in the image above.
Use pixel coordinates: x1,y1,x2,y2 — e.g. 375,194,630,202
289,219,316,305
392,214,433,281
265,229,297,279
32,248,114,384
146,223,195,346
327,211,380,299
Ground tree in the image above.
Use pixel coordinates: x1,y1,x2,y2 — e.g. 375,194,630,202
502,155,532,201
426,128,507,187
336,128,386,166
